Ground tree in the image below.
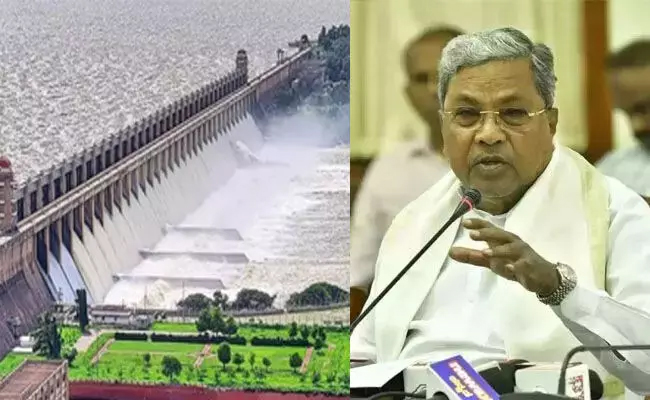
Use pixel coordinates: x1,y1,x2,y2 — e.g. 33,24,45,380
177,293,212,313
300,325,310,341
161,356,182,382
225,316,238,335
198,367,207,383
143,353,151,368
75,289,89,333
210,307,226,333
313,327,326,349
213,290,229,310
186,366,196,381
262,357,271,372
312,371,321,386
233,353,244,371
248,353,256,370
287,282,350,308
255,368,265,382
196,309,212,333
33,311,62,360
62,347,77,366
289,322,298,338
229,288,276,311
217,343,232,370
289,352,303,373
318,26,327,46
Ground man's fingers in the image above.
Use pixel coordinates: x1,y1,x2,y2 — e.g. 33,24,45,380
449,247,490,267
491,261,517,281
450,246,518,280
469,227,517,244
462,218,493,229
482,242,523,258
464,219,519,244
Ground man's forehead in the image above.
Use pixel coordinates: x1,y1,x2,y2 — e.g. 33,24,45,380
406,37,451,68
610,65,650,107
446,59,538,102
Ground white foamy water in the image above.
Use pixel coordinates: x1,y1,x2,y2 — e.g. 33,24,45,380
63,114,257,303
103,114,350,309
0,0,349,184
47,252,76,303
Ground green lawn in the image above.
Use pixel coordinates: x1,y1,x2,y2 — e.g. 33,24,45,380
0,353,44,378
109,341,204,354
0,323,350,394
61,326,82,348
79,324,348,393
0,325,82,379
151,322,293,339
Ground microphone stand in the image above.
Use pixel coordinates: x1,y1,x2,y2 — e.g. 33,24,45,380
350,190,480,332
557,344,650,395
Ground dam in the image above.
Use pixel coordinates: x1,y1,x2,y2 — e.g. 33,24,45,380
0,47,318,355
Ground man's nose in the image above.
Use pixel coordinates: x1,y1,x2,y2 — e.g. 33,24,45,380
474,113,506,145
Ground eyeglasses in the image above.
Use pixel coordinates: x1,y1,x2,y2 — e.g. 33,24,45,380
440,107,549,128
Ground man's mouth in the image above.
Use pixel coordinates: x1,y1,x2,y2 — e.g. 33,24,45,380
474,155,508,165
473,156,509,173
478,160,504,165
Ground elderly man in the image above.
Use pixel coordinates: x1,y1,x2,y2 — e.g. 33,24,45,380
351,27,463,297
597,40,650,197
351,27,650,398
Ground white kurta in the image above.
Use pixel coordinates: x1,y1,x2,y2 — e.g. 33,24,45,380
351,148,650,396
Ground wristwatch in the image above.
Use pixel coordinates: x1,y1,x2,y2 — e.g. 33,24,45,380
536,263,577,306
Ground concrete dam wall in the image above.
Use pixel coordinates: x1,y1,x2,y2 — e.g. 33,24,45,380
0,47,313,356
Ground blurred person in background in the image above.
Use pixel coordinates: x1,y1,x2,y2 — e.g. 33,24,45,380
350,27,464,304
598,40,650,199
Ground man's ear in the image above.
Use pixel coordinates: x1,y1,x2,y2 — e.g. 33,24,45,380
547,107,559,136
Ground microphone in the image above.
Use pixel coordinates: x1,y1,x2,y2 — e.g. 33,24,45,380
480,359,531,394
587,370,604,400
506,361,601,400
350,188,481,332
557,344,650,396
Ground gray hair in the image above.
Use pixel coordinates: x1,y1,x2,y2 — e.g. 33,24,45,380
438,27,557,108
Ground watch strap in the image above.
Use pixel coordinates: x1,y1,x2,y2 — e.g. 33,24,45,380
536,263,577,306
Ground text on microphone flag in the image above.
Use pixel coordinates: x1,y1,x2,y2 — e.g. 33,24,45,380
429,355,500,400
569,374,585,400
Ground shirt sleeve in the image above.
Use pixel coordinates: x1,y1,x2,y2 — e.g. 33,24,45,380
553,178,650,393
350,160,390,290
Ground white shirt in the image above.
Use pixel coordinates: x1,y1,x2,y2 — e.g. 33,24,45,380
597,145,650,196
351,140,450,289
400,209,509,365
355,177,650,394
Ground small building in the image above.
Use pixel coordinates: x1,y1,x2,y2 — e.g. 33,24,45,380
90,309,152,330
0,359,68,400
11,336,35,354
